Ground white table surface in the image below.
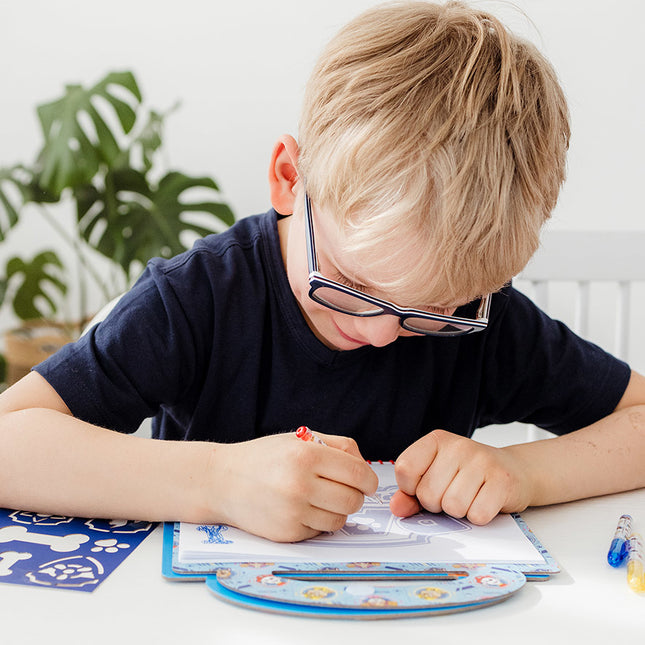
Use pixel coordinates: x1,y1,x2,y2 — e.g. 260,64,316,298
2,487,644,645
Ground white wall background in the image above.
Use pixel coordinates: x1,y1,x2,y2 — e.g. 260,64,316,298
2,0,644,364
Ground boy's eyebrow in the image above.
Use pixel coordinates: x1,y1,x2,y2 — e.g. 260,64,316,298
323,245,373,286
331,259,381,292
335,265,372,288
332,260,471,310
324,236,481,309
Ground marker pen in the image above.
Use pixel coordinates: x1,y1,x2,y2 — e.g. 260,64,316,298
295,425,328,446
627,532,645,593
607,514,633,567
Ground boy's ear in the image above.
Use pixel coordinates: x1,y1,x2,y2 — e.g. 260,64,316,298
268,135,300,215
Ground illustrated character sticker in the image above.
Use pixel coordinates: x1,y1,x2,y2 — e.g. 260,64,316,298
415,586,450,601
240,562,275,568
197,524,233,545
256,574,286,586
301,586,336,600
26,555,104,589
475,574,508,587
360,595,398,608
347,562,381,569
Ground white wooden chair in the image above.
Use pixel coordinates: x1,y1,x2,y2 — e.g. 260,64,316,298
517,230,645,364
475,229,645,446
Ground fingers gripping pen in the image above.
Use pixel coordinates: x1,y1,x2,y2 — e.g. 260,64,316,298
294,425,382,504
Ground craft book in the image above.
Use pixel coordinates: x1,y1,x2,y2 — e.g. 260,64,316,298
161,462,558,618
166,462,558,576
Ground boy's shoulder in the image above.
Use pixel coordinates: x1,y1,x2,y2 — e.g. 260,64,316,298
181,209,277,258
149,209,279,275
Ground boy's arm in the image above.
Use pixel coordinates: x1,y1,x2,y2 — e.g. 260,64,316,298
0,372,377,541
0,372,225,522
507,369,645,505
391,370,645,524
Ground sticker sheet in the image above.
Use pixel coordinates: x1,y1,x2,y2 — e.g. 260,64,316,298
0,509,155,592
206,561,527,618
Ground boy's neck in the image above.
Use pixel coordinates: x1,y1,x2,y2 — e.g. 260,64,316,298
277,214,290,271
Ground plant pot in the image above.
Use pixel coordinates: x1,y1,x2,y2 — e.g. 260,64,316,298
3,321,76,386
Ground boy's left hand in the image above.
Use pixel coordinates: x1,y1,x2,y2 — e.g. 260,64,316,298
390,429,533,525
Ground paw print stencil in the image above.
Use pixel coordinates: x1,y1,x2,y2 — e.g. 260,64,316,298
90,539,130,554
27,555,104,588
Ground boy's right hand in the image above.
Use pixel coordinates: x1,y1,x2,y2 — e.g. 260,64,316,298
205,432,378,543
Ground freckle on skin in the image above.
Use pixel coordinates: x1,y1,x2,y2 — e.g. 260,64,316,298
628,410,645,431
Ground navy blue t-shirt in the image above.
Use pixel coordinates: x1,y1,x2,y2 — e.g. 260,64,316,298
35,210,631,461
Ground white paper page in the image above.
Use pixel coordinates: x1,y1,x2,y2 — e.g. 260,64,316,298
178,463,545,564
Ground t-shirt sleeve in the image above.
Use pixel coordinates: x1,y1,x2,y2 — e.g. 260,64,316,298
34,258,211,434
477,287,631,434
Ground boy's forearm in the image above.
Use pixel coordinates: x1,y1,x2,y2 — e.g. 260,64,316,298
503,404,645,507
0,408,219,522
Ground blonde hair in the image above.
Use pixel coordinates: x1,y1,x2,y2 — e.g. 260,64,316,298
298,0,570,306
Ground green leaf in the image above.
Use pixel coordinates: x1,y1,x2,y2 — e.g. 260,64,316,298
0,276,8,308
5,251,67,320
75,168,235,276
36,71,143,195
0,166,30,241
24,174,60,204
131,108,166,172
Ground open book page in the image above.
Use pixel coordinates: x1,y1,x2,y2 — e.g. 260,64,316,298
178,462,545,565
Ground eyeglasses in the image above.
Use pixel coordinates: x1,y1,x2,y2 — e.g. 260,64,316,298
304,192,491,337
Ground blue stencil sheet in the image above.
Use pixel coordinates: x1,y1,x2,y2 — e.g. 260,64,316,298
0,509,156,592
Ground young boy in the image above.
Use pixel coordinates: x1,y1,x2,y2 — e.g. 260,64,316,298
1,1,644,544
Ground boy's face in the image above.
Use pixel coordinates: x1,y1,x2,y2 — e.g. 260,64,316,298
279,192,456,351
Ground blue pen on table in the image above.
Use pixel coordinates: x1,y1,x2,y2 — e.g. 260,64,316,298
607,514,633,567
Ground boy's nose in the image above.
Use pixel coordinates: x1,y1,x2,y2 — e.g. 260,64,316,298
356,315,403,347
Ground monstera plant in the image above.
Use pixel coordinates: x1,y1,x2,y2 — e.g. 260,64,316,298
0,71,234,384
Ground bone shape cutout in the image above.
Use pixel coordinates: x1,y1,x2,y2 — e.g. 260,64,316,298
0,551,32,576
0,526,89,552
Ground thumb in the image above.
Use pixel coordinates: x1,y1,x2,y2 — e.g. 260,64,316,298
389,489,422,518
